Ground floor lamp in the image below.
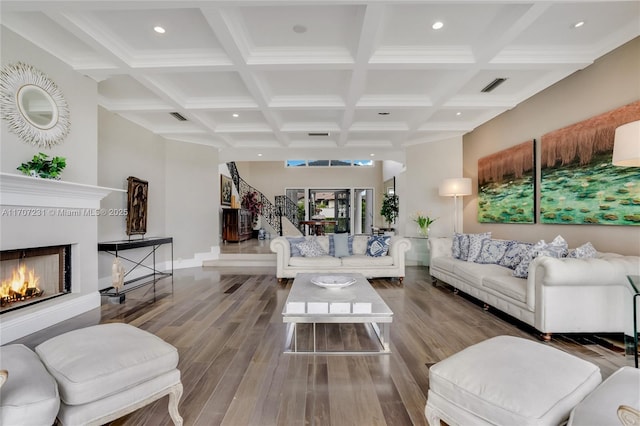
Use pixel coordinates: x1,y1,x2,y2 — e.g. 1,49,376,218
613,120,639,367
613,120,640,167
439,178,472,234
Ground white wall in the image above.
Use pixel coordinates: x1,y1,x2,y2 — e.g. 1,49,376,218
1,27,97,184
1,27,101,342
402,137,464,238
463,37,640,255
165,139,218,261
98,108,220,284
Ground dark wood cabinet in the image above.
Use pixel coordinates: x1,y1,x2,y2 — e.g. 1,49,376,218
223,208,253,242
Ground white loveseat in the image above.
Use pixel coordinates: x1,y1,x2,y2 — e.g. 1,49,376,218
429,236,640,338
270,235,411,282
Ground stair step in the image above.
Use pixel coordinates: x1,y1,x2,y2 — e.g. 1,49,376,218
203,253,276,267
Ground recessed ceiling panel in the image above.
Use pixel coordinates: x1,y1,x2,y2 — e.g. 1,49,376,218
4,12,99,57
510,2,640,46
203,110,268,125
155,71,252,98
239,5,363,52
364,70,454,96
426,109,486,123
259,70,351,97
99,75,161,100
458,69,547,96
89,8,222,51
379,3,526,46
278,110,343,124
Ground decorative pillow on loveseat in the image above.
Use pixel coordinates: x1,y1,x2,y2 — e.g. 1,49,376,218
366,236,390,257
513,235,568,278
452,232,491,261
476,239,510,264
329,233,353,257
296,239,326,257
568,242,597,259
287,237,306,257
497,241,532,270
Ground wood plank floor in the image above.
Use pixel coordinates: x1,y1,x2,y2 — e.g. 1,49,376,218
16,265,633,426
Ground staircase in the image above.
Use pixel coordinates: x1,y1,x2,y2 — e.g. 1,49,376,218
204,163,302,267
226,162,301,235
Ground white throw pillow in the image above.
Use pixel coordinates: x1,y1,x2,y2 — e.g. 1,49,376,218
296,239,326,257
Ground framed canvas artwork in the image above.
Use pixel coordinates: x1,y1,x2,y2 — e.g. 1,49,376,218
126,176,148,236
477,140,536,223
540,101,640,225
221,174,232,206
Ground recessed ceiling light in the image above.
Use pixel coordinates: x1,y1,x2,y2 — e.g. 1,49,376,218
153,26,166,34
456,112,462,116
370,153,375,157
232,113,239,118
378,112,390,115
432,21,444,30
293,24,307,34
258,153,263,157
573,21,585,28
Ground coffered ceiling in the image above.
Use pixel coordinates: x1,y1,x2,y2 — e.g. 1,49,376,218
2,1,638,162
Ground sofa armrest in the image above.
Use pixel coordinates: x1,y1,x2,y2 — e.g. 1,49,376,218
531,255,640,288
428,237,452,260
389,236,411,264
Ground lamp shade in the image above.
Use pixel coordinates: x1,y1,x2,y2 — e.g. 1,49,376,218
439,178,472,197
613,120,640,167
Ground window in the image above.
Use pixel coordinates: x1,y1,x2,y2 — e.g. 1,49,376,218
285,160,374,168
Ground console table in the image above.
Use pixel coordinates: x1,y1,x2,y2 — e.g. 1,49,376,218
98,237,173,302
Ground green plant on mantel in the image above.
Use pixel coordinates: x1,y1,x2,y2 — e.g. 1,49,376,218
17,152,66,179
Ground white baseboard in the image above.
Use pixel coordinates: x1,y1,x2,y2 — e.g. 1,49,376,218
0,292,100,345
99,246,222,287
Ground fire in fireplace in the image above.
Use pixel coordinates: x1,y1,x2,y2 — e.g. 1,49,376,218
0,245,71,314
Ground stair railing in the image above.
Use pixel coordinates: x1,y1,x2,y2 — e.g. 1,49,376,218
227,162,301,236
275,195,301,232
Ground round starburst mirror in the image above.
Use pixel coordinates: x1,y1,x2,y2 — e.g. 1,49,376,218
0,62,70,148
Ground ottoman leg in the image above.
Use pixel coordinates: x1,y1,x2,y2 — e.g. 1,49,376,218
168,382,184,426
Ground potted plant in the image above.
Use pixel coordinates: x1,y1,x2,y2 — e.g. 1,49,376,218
380,193,399,230
412,211,437,237
242,191,263,229
17,152,66,179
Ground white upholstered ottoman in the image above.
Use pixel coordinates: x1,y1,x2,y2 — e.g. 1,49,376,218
425,335,602,426
35,323,183,426
568,366,640,425
0,344,60,426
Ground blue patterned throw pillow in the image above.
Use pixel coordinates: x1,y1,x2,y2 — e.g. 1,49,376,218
287,237,306,257
329,234,353,257
476,239,509,264
513,235,568,278
466,233,492,262
568,242,597,259
366,236,390,257
498,241,532,270
452,233,465,259
296,239,326,257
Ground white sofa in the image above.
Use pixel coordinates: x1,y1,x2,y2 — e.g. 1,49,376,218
429,237,640,338
270,235,411,282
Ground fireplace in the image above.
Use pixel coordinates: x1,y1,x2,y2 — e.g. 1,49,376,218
0,245,71,314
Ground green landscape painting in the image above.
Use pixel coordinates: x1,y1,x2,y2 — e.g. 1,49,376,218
478,140,535,223
540,101,640,225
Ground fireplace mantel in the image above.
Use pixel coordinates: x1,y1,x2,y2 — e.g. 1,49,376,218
0,172,125,209
0,172,125,344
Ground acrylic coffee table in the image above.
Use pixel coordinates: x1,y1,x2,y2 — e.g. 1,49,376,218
282,273,393,354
